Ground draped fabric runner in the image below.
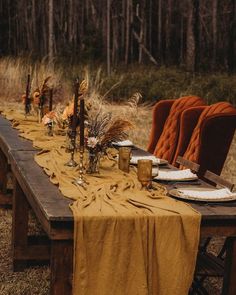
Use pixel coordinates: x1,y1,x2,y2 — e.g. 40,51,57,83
1,107,201,295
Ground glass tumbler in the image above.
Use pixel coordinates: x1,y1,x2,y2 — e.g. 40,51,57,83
118,147,132,173
137,159,153,189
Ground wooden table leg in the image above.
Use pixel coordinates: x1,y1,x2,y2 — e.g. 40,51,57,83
222,237,236,295
12,176,29,271
50,240,73,295
0,150,12,206
0,149,9,194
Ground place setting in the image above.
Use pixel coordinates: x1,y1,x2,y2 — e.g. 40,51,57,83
168,186,236,203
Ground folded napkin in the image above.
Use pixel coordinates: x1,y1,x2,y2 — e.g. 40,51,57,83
130,155,160,165
154,169,197,180
113,140,133,146
177,187,236,200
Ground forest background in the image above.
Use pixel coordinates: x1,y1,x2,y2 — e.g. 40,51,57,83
0,0,236,105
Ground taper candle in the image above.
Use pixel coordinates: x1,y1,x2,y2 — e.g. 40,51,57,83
25,74,31,115
72,82,79,134
49,88,53,111
79,98,85,148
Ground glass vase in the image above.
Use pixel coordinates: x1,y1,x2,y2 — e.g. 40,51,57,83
87,150,101,174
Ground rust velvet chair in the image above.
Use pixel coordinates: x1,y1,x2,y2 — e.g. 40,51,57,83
147,96,205,163
175,101,236,177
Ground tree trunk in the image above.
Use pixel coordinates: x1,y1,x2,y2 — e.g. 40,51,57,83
186,0,199,72
212,0,218,69
158,0,162,62
228,0,236,73
107,0,111,75
48,0,54,66
125,0,130,64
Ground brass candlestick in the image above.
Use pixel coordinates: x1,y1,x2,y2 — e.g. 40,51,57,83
73,146,88,187
65,80,79,167
73,80,88,187
64,132,78,167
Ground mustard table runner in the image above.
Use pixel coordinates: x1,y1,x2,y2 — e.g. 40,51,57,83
1,107,201,295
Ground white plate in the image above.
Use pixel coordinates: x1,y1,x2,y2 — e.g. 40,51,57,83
169,187,236,202
130,155,168,166
112,140,134,147
154,169,198,181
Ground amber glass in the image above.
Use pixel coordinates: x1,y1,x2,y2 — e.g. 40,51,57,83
137,159,152,188
118,147,132,173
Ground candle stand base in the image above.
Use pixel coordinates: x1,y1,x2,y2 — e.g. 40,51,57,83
64,159,78,167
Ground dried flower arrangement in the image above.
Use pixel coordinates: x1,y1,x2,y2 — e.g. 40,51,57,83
86,112,133,154
42,111,58,126
61,79,89,125
21,76,52,114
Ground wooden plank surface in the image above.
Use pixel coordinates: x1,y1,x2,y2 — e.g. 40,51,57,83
0,125,34,157
0,115,12,126
9,150,73,222
9,148,236,223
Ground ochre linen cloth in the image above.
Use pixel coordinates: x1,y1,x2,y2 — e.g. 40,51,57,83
1,107,201,295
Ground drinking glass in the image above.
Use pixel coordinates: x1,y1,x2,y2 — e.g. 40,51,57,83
118,147,132,173
137,159,153,189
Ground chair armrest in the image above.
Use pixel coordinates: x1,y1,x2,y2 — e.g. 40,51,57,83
176,156,200,173
203,170,234,191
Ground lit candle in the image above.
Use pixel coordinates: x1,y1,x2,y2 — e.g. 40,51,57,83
49,88,53,111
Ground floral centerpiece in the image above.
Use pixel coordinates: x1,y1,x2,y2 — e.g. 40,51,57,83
86,112,133,173
42,111,58,136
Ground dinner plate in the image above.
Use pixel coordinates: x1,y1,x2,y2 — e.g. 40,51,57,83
169,188,236,202
154,176,198,182
130,157,168,166
153,169,198,181
112,140,134,147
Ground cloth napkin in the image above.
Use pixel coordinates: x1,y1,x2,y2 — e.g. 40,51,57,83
177,187,236,200
130,155,160,165
155,169,198,180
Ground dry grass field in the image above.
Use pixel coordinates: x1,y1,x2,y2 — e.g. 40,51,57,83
0,58,235,294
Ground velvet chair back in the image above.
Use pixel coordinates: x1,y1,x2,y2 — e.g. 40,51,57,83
179,102,236,176
147,96,205,163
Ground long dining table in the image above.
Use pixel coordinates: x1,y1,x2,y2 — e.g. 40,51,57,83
0,114,235,294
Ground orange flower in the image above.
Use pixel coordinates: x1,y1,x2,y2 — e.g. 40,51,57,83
42,111,56,125
62,102,74,120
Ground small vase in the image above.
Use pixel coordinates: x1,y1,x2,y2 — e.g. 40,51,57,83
47,122,53,136
87,150,101,174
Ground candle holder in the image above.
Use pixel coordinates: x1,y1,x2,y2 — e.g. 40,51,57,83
47,122,53,136
64,136,78,167
73,147,88,187
65,80,79,167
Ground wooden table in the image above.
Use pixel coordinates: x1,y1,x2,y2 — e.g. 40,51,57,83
0,116,235,294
